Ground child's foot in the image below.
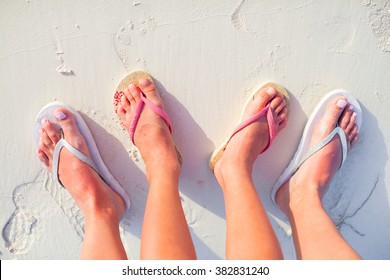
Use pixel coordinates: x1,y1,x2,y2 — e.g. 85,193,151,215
214,87,289,187
275,98,359,215
115,78,180,177
37,109,126,221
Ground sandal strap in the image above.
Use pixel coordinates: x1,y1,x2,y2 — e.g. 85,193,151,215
129,91,173,145
226,104,275,153
52,136,99,188
296,126,348,171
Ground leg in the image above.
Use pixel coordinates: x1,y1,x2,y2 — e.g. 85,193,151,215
276,98,361,259
214,87,288,259
116,78,196,259
37,110,127,259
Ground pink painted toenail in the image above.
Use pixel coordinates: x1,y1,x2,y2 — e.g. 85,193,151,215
41,118,47,125
114,91,124,107
349,105,354,111
55,111,67,120
352,112,357,119
39,128,44,135
336,99,347,108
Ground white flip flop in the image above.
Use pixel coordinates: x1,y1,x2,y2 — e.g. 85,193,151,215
33,101,131,211
271,89,362,206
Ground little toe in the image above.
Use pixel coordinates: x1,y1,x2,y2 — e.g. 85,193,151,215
351,135,359,147
116,103,126,117
39,126,55,150
348,125,359,142
37,149,50,169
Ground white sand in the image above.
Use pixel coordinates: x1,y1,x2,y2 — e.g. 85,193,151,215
0,0,389,259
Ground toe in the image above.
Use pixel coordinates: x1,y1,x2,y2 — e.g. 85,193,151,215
116,104,127,126
323,98,348,130
123,86,134,103
116,103,126,118
121,90,131,112
139,78,163,105
269,94,283,113
254,86,278,108
275,98,287,115
39,125,55,150
53,109,81,141
351,134,359,147
348,125,359,142
345,111,357,134
277,107,288,122
37,149,51,170
128,83,141,104
338,104,353,130
42,120,61,144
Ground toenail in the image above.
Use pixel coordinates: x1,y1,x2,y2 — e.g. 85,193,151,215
349,105,354,111
55,111,67,120
336,99,347,108
114,91,124,106
139,78,151,86
41,118,47,125
39,128,44,135
352,112,357,119
266,87,276,95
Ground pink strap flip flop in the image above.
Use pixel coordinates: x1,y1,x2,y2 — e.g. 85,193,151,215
209,82,290,171
114,71,182,164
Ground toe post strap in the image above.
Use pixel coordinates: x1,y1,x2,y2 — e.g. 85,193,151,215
296,126,348,172
52,137,99,188
129,90,173,146
226,104,275,154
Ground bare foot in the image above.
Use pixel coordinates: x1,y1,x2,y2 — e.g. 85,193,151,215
115,78,180,178
214,86,289,186
37,109,126,221
275,98,359,215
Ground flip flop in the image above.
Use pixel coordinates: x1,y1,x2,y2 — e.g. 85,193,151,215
114,71,183,165
271,89,363,205
33,101,131,211
209,82,290,171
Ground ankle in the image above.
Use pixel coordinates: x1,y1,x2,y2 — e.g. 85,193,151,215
146,160,181,184
278,180,324,216
83,198,125,224
215,158,253,187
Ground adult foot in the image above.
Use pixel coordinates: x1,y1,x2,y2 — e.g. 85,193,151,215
115,78,180,176
214,86,289,186
275,98,359,215
37,109,126,221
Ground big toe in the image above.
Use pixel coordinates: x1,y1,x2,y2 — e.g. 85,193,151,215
139,78,161,102
322,98,348,129
53,108,80,139
255,86,278,106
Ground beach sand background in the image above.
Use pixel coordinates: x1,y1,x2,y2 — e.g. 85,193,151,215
1,0,389,259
